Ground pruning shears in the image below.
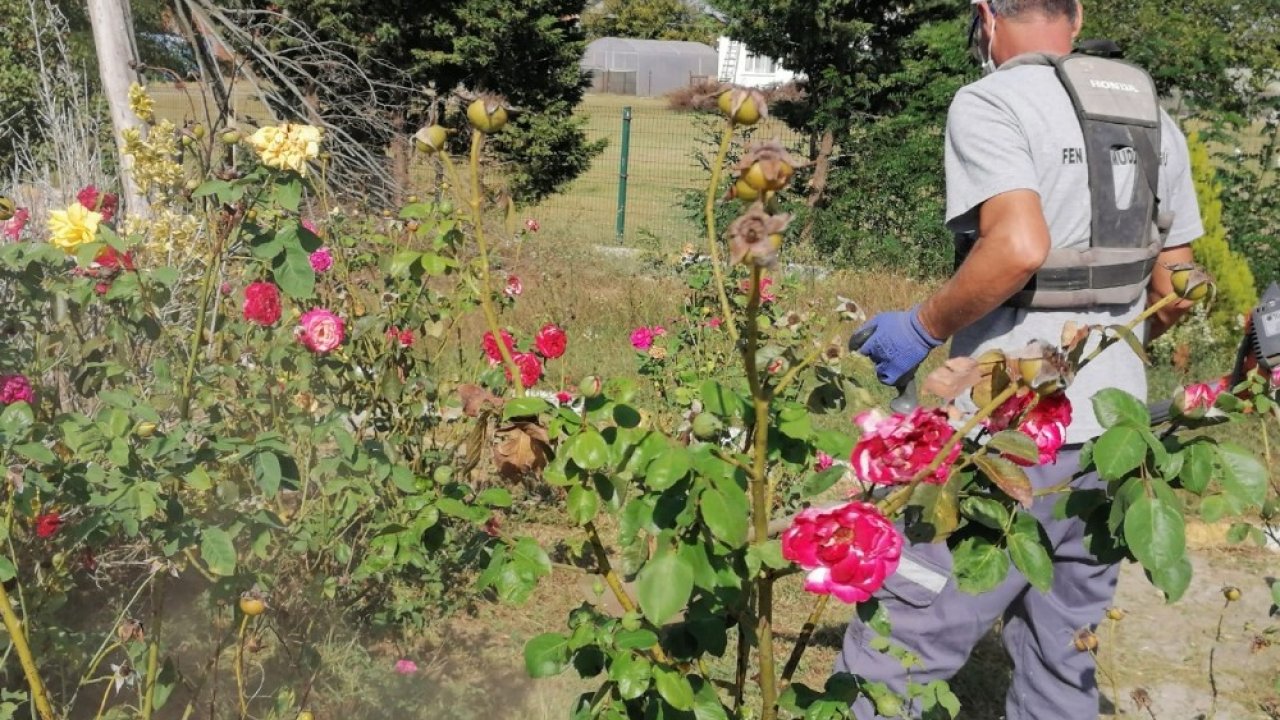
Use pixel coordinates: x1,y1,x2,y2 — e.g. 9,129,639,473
848,326,920,414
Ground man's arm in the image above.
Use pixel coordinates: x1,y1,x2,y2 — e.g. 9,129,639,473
1145,245,1197,342
917,189,1051,340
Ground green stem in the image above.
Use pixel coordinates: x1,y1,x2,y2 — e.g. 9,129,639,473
235,614,249,719
1080,292,1181,367
743,265,778,720
463,131,524,395
705,122,739,343
1208,599,1227,719
139,578,164,720
584,522,668,664
178,234,224,419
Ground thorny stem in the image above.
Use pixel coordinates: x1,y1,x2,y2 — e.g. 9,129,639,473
0,580,55,720
235,614,250,719
464,131,525,395
780,594,829,685
139,577,164,720
705,122,739,343
1081,292,1181,367
584,522,669,664
743,265,778,720
179,231,227,419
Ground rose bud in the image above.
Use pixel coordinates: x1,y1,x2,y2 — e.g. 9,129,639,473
466,95,508,134
717,86,767,126
1168,263,1213,302
1223,586,1241,602
414,125,448,154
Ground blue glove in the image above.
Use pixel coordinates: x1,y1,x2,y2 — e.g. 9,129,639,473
850,307,943,386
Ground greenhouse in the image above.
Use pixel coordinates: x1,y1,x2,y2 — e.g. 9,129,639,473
581,37,719,96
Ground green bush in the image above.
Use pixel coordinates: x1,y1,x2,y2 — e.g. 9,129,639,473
1186,130,1258,328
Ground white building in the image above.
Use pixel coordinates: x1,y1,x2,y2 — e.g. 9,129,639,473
716,37,798,87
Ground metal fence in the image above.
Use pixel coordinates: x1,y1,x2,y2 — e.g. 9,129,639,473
534,95,810,248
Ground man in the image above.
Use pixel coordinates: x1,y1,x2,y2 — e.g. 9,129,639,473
843,1,1203,718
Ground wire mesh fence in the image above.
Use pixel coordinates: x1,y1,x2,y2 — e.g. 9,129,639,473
533,94,810,250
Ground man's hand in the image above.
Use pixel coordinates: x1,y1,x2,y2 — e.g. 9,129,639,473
850,307,943,385
1146,244,1197,341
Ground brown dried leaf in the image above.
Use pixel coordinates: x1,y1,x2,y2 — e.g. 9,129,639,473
492,421,552,480
923,357,982,402
459,383,501,418
974,454,1034,508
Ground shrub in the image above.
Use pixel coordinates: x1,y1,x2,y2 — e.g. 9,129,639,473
1186,130,1258,329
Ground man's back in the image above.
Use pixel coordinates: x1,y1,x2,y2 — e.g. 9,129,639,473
943,61,1204,443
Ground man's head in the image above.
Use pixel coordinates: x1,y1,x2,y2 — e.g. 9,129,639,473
969,0,1084,72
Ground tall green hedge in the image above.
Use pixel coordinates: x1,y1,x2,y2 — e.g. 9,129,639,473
1186,130,1258,327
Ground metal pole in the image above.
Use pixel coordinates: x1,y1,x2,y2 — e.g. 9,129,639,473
615,106,632,243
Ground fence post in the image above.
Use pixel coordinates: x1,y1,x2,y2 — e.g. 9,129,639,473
615,106,632,243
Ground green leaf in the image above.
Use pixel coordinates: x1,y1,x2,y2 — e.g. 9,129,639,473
609,652,652,700
692,676,730,720
987,430,1040,464
1178,442,1215,495
567,485,599,526
274,177,303,212
1216,443,1267,509
387,250,422,277
1147,555,1192,602
800,467,843,498
1006,513,1053,593
476,487,513,508
1106,324,1150,366
0,402,34,437
1124,496,1186,572
813,429,856,460
961,496,1011,531
644,446,691,490
952,536,1009,595
503,397,552,420
700,380,748,418
524,633,569,678
614,629,659,650
1270,579,1280,607
653,667,695,711
200,527,237,576
1092,388,1150,429
777,404,812,440
1200,494,1232,523
274,246,315,299
701,480,749,547
255,452,282,497
635,552,693,625
1093,426,1147,480
974,454,1033,508
569,430,610,471
0,555,15,582
13,442,55,464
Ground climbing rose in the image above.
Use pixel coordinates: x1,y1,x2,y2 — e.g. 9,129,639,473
781,501,902,604
534,323,567,359
504,275,523,297
851,407,960,486
393,659,418,675
482,330,516,364
815,452,834,472
77,185,119,223
35,512,63,539
242,281,282,326
296,308,345,354
2,207,29,241
0,375,34,405
505,352,543,387
1177,379,1227,418
1016,392,1072,466
309,247,334,273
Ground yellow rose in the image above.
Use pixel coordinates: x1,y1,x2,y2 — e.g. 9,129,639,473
47,202,102,254
248,123,323,175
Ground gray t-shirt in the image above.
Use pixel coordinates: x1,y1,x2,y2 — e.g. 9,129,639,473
944,62,1204,443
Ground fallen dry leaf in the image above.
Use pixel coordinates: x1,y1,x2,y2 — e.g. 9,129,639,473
493,421,552,480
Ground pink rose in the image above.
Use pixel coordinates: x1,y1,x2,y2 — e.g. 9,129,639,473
309,247,334,273
243,281,282,326
504,275,523,298
296,308,345,354
984,390,1035,433
851,407,960,486
1177,379,1227,418
815,452,834,472
781,501,902,604
556,391,574,405
630,327,656,351
1270,366,1280,388
386,326,414,348
524,218,540,233
534,323,567,360
505,352,544,388
739,276,777,303
2,208,29,241
707,316,723,329
482,330,516,364
394,659,418,674
1015,392,1072,466
0,374,34,405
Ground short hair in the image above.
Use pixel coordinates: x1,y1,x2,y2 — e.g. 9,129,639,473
988,0,1079,23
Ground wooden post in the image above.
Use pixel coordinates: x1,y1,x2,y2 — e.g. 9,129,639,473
86,0,151,219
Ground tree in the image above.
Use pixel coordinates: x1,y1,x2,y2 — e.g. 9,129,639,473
0,0,41,168
221,0,603,204
1185,131,1258,327
582,0,721,45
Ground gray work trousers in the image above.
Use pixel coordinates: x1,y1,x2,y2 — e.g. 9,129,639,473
835,448,1119,720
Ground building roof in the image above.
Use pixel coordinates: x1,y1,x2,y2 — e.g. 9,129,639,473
585,37,718,57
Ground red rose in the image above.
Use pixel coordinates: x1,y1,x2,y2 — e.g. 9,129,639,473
504,352,544,388
243,281,282,326
534,323,567,359
35,512,62,538
77,185,119,223
482,329,516,364
851,407,960,486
